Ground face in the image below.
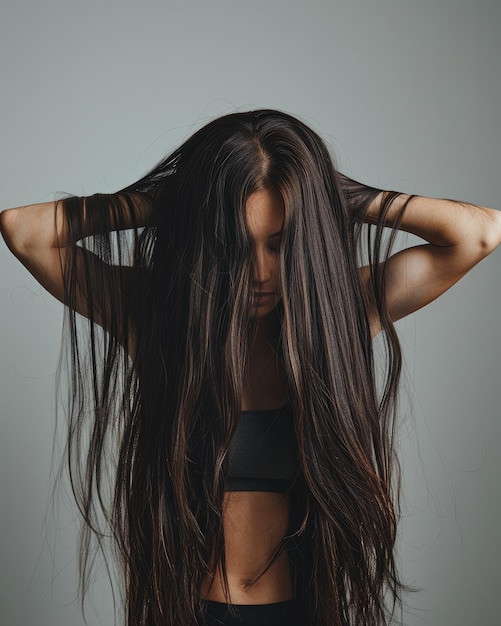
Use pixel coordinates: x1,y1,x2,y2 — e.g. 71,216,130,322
245,188,284,318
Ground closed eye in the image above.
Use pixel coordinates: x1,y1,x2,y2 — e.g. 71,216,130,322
268,230,282,252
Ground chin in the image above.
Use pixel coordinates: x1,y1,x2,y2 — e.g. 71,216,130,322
251,307,274,319
250,299,281,319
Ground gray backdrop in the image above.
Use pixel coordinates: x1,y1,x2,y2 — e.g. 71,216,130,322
1,1,499,625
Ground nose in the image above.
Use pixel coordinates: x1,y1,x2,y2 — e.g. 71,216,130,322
251,248,271,288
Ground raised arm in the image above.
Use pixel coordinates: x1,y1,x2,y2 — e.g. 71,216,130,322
0,191,153,352
0,191,153,248
340,174,501,336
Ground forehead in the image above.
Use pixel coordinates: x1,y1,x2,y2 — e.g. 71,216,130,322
245,188,284,238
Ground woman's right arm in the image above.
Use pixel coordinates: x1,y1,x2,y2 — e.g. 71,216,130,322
0,192,152,348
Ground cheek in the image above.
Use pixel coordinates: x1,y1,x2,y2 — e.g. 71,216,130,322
274,258,282,288
269,261,280,289
274,269,282,299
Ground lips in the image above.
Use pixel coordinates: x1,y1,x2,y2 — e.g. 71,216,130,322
253,292,274,305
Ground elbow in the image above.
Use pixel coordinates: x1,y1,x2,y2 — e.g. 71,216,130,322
0,208,11,235
0,208,19,251
0,207,40,256
461,205,501,258
479,208,501,255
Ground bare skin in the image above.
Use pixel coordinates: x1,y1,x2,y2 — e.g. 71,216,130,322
200,488,294,605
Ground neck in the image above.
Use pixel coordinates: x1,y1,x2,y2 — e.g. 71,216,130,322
252,310,278,347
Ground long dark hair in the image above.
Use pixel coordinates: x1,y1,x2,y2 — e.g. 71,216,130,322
55,109,414,625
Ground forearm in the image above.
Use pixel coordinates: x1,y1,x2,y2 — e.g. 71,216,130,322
0,191,153,251
366,190,501,251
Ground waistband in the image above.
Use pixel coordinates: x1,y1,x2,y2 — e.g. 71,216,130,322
199,598,301,625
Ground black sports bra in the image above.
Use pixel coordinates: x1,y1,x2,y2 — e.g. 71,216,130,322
225,403,300,493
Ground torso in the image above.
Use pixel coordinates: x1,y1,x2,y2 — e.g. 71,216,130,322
200,338,294,604
128,268,376,605
128,319,294,604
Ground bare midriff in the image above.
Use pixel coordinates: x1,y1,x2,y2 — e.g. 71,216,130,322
200,490,293,604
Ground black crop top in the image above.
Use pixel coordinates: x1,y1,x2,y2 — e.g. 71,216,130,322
225,403,300,493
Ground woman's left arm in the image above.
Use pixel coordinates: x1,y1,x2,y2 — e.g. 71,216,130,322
360,192,501,336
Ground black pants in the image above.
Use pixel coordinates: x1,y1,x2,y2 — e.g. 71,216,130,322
198,599,302,625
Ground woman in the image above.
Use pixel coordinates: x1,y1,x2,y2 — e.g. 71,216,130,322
1,109,499,626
